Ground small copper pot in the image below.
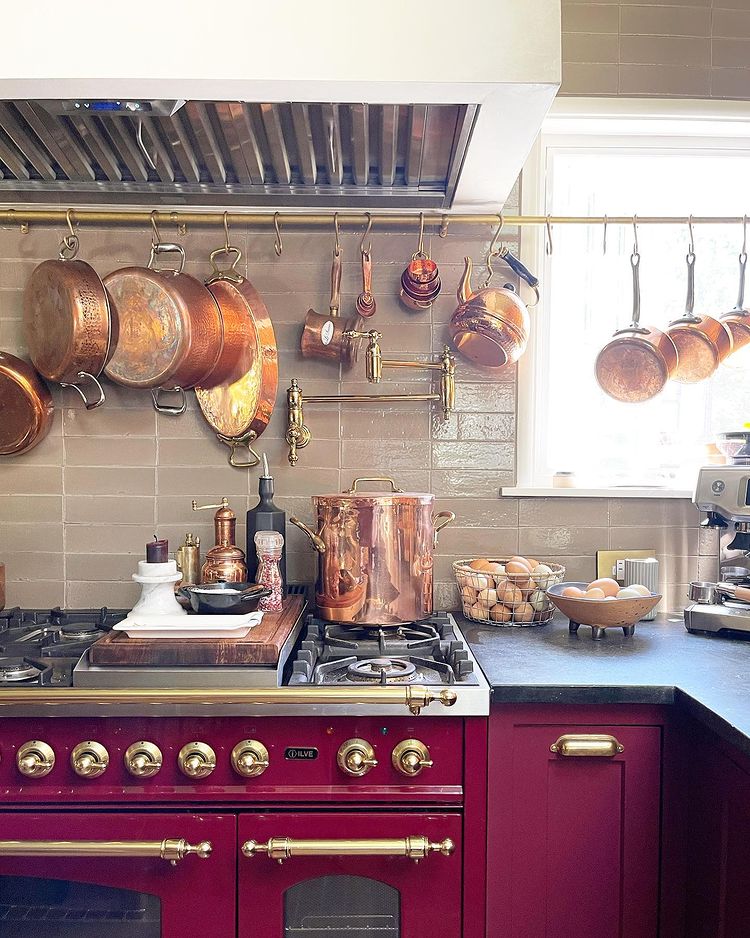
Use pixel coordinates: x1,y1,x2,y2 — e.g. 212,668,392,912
300,245,361,369
0,352,54,456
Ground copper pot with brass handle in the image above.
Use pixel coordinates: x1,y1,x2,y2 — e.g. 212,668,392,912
0,352,54,457
291,477,455,626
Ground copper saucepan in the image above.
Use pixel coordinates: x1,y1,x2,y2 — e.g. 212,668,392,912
720,251,750,355
667,246,732,384
104,238,224,414
0,351,54,456
23,219,111,410
596,250,678,403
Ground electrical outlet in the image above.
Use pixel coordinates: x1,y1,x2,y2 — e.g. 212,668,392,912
596,549,656,585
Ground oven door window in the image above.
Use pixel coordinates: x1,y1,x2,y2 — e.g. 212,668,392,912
285,875,399,936
0,876,160,936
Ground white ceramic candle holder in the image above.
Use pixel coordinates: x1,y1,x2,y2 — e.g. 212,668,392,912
127,559,187,619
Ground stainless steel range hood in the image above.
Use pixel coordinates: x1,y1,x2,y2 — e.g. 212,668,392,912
0,0,561,211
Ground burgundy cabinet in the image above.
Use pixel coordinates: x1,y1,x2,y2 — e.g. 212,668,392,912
237,811,462,937
487,707,662,938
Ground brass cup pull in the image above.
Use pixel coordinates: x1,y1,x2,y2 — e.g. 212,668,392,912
71,741,109,778
242,836,454,863
550,734,624,758
0,838,211,863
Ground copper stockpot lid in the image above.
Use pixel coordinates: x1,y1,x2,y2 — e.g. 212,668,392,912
314,477,434,506
0,352,54,456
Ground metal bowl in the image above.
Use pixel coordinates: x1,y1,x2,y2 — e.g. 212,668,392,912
178,582,271,615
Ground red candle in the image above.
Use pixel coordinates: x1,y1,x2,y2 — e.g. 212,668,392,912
146,536,169,563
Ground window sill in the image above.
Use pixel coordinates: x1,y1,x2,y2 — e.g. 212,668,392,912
501,487,692,499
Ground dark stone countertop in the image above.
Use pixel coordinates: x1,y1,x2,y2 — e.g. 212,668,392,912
461,612,750,757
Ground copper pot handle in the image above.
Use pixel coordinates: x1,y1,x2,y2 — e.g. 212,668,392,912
346,477,404,494
432,510,455,547
671,250,701,326
329,248,342,317
151,387,187,415
59,371,105,410
207,246,243,284
217,431,261,469
148,242,186,275
290,517,326,553
737,251,747,310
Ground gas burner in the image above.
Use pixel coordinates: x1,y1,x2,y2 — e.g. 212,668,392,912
347,657,417,685
0,657,43,684
59,621,107,641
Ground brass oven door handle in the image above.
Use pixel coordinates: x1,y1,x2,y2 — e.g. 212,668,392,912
550,734,624,757
242,836,454,862
0,838,212,863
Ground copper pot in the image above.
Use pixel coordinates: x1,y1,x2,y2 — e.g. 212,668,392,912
0,352,54,456
721,252,750,354
596,251,678,403
300,243,361,369
104,242,223,414
668,250,733,383
290,477,455,626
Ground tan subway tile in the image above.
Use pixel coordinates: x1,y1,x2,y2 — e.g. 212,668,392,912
563,31,619,64
159,436,237,468
6,580,64,607
664,554,699,584
0,495,62,523
65,523,158,554
435,497,519,528
63,406,156,437
454,383,514,413
435,526,520,557
0,226,68,260
156,407,214,439
64,466,155,496
666,584,690,612
67,553,142,582
696,556,719,581
608,525,698,556
620,5,711,37
67,580,141,607
0,523,63,553
0,288,23,320
156,496,244,525
553,555,598,582
262,434,340,471
518,525,610,557
519,497,609,528
339,408,430,441
0,258,39,289
0,466,62,494
432,470,514,497
157,466,249,497
342,439,430,471
562,3,619,33
698,525,720,557
608,497,695,527
620,34,710,66
712,9,750,40
263,466,340,497
432,441,514,471
65,496,155,525
711,67,750,98
434,581,461,612
64,437,156,468
458,413,515,442
3,552,64,581
619,64,711,96
715,0,750,11
286,550,317,583
0,317,27,353
0,432,62,469
712,38,750,68
432,413,459,441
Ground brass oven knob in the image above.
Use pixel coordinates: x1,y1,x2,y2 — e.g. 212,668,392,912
124,741,163,778
71,741,109,778
178,742,216,779
231,740,270,778
392,739,433,777
17,741,55,778
337,738,378,777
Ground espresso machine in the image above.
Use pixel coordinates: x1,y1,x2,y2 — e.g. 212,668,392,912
684,464,750,635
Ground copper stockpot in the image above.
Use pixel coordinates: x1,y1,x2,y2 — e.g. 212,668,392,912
23,231,112,410
290,477,455,626
104,242,223,414
596,251,678,403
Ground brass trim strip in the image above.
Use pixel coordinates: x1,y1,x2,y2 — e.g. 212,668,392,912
550,734,624,757
0,686,457,716
0,838,212,861
242,836,455,861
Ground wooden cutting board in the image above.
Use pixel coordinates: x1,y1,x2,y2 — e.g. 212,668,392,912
88,594,306,667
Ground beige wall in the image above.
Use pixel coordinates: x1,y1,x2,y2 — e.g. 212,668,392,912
562,0,750,98
0,188,702,612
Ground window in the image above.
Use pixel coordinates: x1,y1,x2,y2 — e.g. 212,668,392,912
516,99,750,495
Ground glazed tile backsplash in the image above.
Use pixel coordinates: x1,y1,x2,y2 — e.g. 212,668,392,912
0,195,699,612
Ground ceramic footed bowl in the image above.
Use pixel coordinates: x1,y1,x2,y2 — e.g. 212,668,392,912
546,582,661,630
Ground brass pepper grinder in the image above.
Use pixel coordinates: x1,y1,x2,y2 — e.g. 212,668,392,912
175,532,201,586
191,498,248,583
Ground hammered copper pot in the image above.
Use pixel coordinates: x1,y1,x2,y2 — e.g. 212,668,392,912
290,477,455,626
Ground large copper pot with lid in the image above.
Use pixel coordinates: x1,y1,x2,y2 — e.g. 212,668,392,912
291,477,455,626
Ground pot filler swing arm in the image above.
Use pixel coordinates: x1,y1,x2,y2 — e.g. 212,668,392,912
285,329,456,466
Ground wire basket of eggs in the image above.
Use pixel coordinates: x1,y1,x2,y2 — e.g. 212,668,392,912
453,556,566,626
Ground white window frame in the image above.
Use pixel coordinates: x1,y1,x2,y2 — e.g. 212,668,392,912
507,97,750,499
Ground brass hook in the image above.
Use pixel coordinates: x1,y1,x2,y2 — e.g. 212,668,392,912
223,211,230,253
273,212,283,257
150,210,161,246
59,208,79,259
416,211,425,257
633,214,639,257
333,212,341,256
360,212,373,255
65,208,76,240
688,214,695,256
439,214,449,239
489,213,504,256
545,215,553,256
602,214,608,255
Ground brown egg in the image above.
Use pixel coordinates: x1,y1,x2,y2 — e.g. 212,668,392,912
460,585,478,605
509,556,533,572
562,586,586,598
484,562,506,577
586,577,620,597
506,561,532,582
582,587,606,600
469,558,491,571
512,602,535,623
518,579,535,598
469,600,490,620
490,603,512,623
469,573,494,591
525,558,540,570
495,580,523,607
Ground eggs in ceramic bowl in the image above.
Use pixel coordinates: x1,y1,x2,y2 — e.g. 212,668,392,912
546,581,661,628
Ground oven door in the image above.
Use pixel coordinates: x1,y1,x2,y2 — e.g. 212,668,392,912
0,812,236,938
238,812,462,937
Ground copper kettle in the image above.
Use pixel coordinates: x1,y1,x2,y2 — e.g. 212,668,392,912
449,256,531,369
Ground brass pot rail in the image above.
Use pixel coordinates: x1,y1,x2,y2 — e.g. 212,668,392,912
0,838,212,863
0,685,457,716
2,208,750,230
242,836,455,862
286,330,455,466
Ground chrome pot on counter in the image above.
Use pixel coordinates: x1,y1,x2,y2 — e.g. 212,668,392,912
291,477,455,626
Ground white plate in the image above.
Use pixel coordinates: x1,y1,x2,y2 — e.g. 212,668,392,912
114,611,263,640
